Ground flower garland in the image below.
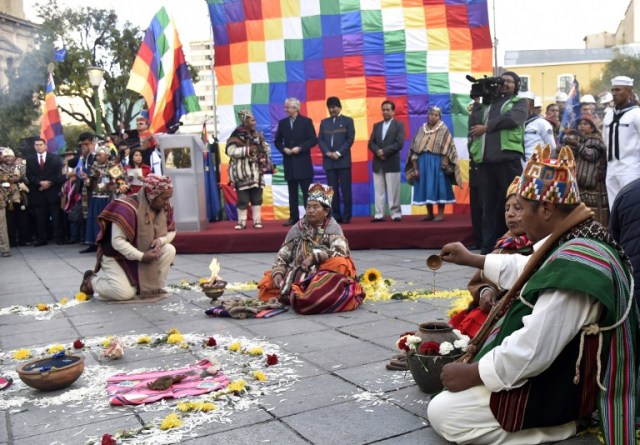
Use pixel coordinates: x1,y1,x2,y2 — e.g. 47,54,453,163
0,293,90,320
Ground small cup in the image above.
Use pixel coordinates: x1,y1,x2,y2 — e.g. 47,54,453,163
426,255,442,271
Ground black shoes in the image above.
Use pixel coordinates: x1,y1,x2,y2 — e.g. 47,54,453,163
33,241,47,247
370,218,385,223
282,220,296,226
79,245,97,254
392,217,402,222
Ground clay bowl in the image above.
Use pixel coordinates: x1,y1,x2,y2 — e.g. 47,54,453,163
16,353,85,391
426,254,443,271
200,280,228,302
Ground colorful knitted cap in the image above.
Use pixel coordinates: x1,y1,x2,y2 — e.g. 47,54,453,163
307,183,334,209
517,145,580,205
237,108,253,123
506,176,520,198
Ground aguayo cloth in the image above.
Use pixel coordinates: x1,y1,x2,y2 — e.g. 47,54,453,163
205,296,287,319
476,230,638,445
107,359,229,406
95,190,175,293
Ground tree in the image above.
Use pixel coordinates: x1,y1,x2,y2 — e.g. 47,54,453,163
591,49,640,95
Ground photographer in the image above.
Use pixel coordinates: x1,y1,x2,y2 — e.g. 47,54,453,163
468,71,528,254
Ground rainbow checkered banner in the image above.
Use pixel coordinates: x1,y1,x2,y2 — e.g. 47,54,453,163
127,7,201,133
40,73,66,154
208,0,493,220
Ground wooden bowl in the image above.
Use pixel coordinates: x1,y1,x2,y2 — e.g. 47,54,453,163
200,280,227,302
16,353,85,391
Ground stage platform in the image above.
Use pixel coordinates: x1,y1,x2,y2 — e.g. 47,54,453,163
173,214,475,254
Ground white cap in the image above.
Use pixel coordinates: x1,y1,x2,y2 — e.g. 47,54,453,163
518,91,535,101
555,92,568,102
533,96,542,108
611,76,634,86
600,92,613,104
581,94,596,104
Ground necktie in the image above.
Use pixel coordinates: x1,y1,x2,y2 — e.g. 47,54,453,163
331,118,336,147
290,118,294,130
39,154,44,171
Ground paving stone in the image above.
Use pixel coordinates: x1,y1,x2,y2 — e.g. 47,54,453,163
283,399,423,444
337,317,419,339
374,427,453,445
299,341,395,371
1,326,80,350
190,419,309,444
242,317,328,338
333,360,416,393
273,330,362,354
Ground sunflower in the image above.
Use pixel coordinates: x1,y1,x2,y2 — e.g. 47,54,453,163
362,268,382,285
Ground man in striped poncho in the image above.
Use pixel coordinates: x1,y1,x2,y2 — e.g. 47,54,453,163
429,145,639,445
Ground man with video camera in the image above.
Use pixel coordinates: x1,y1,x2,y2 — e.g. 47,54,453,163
468,71,528,254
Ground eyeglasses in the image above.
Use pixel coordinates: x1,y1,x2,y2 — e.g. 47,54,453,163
502,79,516,84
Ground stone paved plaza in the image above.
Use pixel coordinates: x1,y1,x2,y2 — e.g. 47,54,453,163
0,245,599,444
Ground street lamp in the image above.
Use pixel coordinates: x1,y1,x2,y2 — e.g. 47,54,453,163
87,66,104,136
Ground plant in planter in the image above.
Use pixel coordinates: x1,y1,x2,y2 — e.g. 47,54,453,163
396,330,470,394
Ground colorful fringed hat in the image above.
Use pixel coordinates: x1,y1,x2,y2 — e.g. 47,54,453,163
237,108,253,123
506,176,520,198
307,183,334,209
517,145,580,205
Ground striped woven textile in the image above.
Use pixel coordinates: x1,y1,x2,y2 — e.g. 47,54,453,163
290,270,364,315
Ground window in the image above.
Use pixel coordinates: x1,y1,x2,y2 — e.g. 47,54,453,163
558,74,573,94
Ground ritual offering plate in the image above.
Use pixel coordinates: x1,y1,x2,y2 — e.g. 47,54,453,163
200,280,227,302
16,353,85,391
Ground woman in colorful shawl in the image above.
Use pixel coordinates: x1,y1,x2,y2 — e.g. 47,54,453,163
563,114,609,225
449,177,532,338
226,108,273,230
409,106,462,221
258,183,364,315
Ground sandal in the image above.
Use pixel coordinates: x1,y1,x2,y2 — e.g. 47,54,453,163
234,222,246,230
80,270,95,295
1,252,10,257
254,221,263,229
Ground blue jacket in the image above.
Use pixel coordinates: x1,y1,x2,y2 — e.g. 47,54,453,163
610,177,640,302
317,114,355,170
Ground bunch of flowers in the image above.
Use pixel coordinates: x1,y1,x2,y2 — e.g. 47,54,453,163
358,268,395,301
396,329,470,356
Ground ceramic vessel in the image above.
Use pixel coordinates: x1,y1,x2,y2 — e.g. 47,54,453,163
416,321,459,344
201,280,227,302
16,354,85,391
408,352,461,394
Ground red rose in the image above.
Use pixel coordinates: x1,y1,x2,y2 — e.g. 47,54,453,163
419,341,440,355
206,337,217,347
266,353,278,366
398,337,409,351
73,339,85,349
101,434,116,445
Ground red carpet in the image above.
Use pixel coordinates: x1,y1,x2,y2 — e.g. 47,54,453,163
174,214,475,254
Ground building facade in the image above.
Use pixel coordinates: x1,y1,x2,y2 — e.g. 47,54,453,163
0,0,38,91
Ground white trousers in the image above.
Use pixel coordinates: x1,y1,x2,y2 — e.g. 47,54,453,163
427,386,576,445
606,173,640,210
372,170,402,219
92,244,176,301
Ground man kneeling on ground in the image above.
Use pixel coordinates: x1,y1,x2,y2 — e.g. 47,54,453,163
79,174,176,300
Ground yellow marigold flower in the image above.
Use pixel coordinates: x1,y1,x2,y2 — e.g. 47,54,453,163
47,344,65,354
253,370,267,381
198,277,208,284
136,335,152,344
59,297,68,305
36,303,49,311
227,379,246,393
228,341,241,352
160,413,183,430
167,333,185,344
179,342,189,349
362,268,382,285
102,336,113,348
75,292,88,302
13,349,31,360
167,328,181,335
248,346,263,356
177,401,216,412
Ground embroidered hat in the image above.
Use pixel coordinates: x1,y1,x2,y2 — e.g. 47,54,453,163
1,147,14,157
143,174,173,201
95,145,110,156
237,108,253,123
611,76,634,87
506,176,520,198
307,183,334,209
517,145,580,205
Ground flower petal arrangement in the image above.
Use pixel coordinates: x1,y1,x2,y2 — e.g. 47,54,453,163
396,329,470,356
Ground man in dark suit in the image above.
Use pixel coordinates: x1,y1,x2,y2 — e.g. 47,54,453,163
318,96,355,223
26,138,64,245
274,97,318,226
368,100,405,222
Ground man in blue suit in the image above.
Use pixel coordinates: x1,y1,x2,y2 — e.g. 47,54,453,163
318,97,355,223
274,97,318,226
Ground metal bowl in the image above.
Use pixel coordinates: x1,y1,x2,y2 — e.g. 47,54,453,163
16,353,85,391
200,280,227,302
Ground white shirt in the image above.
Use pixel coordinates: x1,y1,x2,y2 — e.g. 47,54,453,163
150,149,162,175
477,237,601,391
603,105,640,176
382,119,392,140
112,222,176,262
523,116,556,164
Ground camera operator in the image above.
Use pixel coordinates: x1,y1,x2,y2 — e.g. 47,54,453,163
468,71,528,254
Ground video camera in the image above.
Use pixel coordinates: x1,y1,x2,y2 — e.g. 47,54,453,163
466,75,504,104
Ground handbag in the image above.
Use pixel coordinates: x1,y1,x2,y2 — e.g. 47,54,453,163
404,160,419,186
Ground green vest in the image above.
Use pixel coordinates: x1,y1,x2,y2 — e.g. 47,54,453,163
469,96,524,163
